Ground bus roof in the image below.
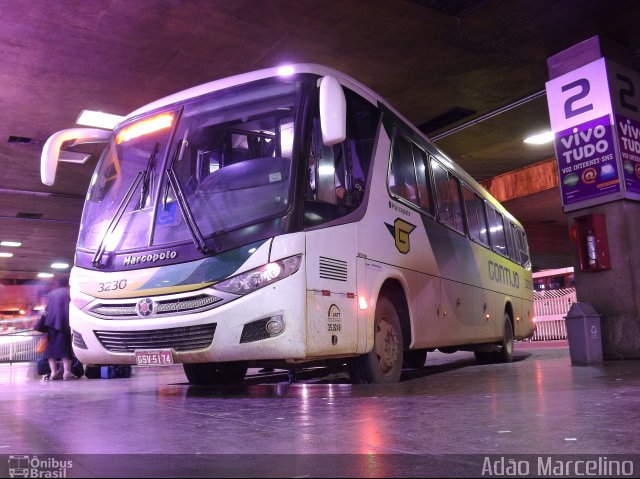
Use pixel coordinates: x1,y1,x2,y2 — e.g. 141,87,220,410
122,63,522,229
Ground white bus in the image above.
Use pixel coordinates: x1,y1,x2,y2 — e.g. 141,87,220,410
41,64,534,384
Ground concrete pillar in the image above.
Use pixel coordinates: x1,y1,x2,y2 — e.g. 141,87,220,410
567,202,640,358
546,36,640,358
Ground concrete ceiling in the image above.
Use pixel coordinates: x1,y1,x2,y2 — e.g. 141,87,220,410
1,0,640,282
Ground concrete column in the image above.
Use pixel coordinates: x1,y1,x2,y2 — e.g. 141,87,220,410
547,36,640,358
567,202,640,358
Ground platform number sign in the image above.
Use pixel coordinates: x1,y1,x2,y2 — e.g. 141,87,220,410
610,65,640,194
546,58,622,207
562,78,593,119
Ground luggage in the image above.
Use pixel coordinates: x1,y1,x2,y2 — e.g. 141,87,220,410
85,365,132,379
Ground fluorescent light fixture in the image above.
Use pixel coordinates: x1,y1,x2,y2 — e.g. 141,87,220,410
51,262,70,270
523,131,554,145
76,109,123,130
37,272,54,278
0,252,14,258
0,241,21,247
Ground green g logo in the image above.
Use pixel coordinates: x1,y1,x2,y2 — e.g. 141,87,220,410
385,218,416,254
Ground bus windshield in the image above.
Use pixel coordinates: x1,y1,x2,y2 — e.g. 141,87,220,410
78,78,301,254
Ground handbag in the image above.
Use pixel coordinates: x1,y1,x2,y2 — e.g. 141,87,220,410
35,336,48,354
34,313,48,333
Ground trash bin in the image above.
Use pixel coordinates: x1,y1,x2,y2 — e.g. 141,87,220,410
564,302,603,365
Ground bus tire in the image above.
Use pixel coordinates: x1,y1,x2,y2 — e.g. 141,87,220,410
498,313,514,363
403,349,427,368
183,361,248,385
474,313,514,364
349,296,403,384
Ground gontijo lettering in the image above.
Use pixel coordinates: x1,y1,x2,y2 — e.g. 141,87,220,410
488,260,520,288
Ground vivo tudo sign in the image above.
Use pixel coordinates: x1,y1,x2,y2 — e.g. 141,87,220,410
123,250,178,266
545,56,640,209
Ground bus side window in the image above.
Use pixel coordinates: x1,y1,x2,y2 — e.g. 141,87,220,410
505,221,519,263
517,229,531,268
304,87,380,227
389,134,418,204
432,159,464,233
463,185,489,246
487,206,508,256
413,146,433,214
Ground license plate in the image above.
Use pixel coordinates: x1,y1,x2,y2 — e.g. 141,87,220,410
134,349,174,367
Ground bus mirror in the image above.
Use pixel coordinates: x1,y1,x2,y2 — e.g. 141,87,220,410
41,128,111,186
319,76,346,146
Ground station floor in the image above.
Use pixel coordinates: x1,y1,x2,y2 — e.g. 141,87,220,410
0,341,639,477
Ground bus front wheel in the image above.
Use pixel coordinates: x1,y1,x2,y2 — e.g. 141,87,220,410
183,361,248,385
349,296,403,384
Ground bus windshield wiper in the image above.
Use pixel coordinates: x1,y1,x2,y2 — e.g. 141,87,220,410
92,143,159,267
165,151,210,255
92,171,144,267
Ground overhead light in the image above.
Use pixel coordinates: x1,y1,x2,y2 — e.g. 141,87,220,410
37,272,54,278
51,262,70,270
523,131,554,145
0,252,14,258
76,110,123,130
0,241,22,247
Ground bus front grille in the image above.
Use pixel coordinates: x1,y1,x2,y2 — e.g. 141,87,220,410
94,324,217,353
89,294,223,319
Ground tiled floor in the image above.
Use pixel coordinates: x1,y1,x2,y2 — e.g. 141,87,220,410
1,341,638,477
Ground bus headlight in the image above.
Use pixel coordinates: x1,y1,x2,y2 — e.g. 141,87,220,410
212,255,302,295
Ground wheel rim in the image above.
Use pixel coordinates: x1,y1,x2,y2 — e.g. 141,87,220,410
375,315,400,375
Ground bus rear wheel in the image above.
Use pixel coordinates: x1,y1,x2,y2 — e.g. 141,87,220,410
183,361,248,385
474,313,514,364
349,296,403,384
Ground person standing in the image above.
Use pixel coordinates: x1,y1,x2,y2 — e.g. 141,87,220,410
43,276,77,380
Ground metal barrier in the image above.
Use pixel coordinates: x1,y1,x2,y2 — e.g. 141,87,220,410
0,331,43,363
531,287,576,341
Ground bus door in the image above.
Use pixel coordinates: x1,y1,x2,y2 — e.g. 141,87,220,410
305,224,359,357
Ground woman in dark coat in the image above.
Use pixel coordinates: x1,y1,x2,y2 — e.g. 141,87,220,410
44,277,76,380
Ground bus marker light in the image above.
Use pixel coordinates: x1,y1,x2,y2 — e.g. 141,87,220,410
485,313,491,320
322,290,331,297
358,297,368,310
347,292,355,299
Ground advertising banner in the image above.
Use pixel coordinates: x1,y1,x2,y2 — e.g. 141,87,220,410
555,115,620,205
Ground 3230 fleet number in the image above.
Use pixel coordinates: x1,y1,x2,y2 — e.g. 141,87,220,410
97,279,128,292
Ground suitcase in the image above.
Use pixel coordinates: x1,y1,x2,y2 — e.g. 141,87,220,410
85,365,132,379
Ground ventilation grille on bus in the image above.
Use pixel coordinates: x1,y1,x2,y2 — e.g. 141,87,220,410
94,324,217,353
319,256,348,282
89,294,222,319
72,330,88,350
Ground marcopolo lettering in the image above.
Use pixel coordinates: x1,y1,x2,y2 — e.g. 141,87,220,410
488,260,520,288
123,250,178,266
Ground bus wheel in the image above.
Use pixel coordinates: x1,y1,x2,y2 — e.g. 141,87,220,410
349,296,403,384
498,313,514,363
474,313,514,364
403,349,427,368
183,361,248,385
